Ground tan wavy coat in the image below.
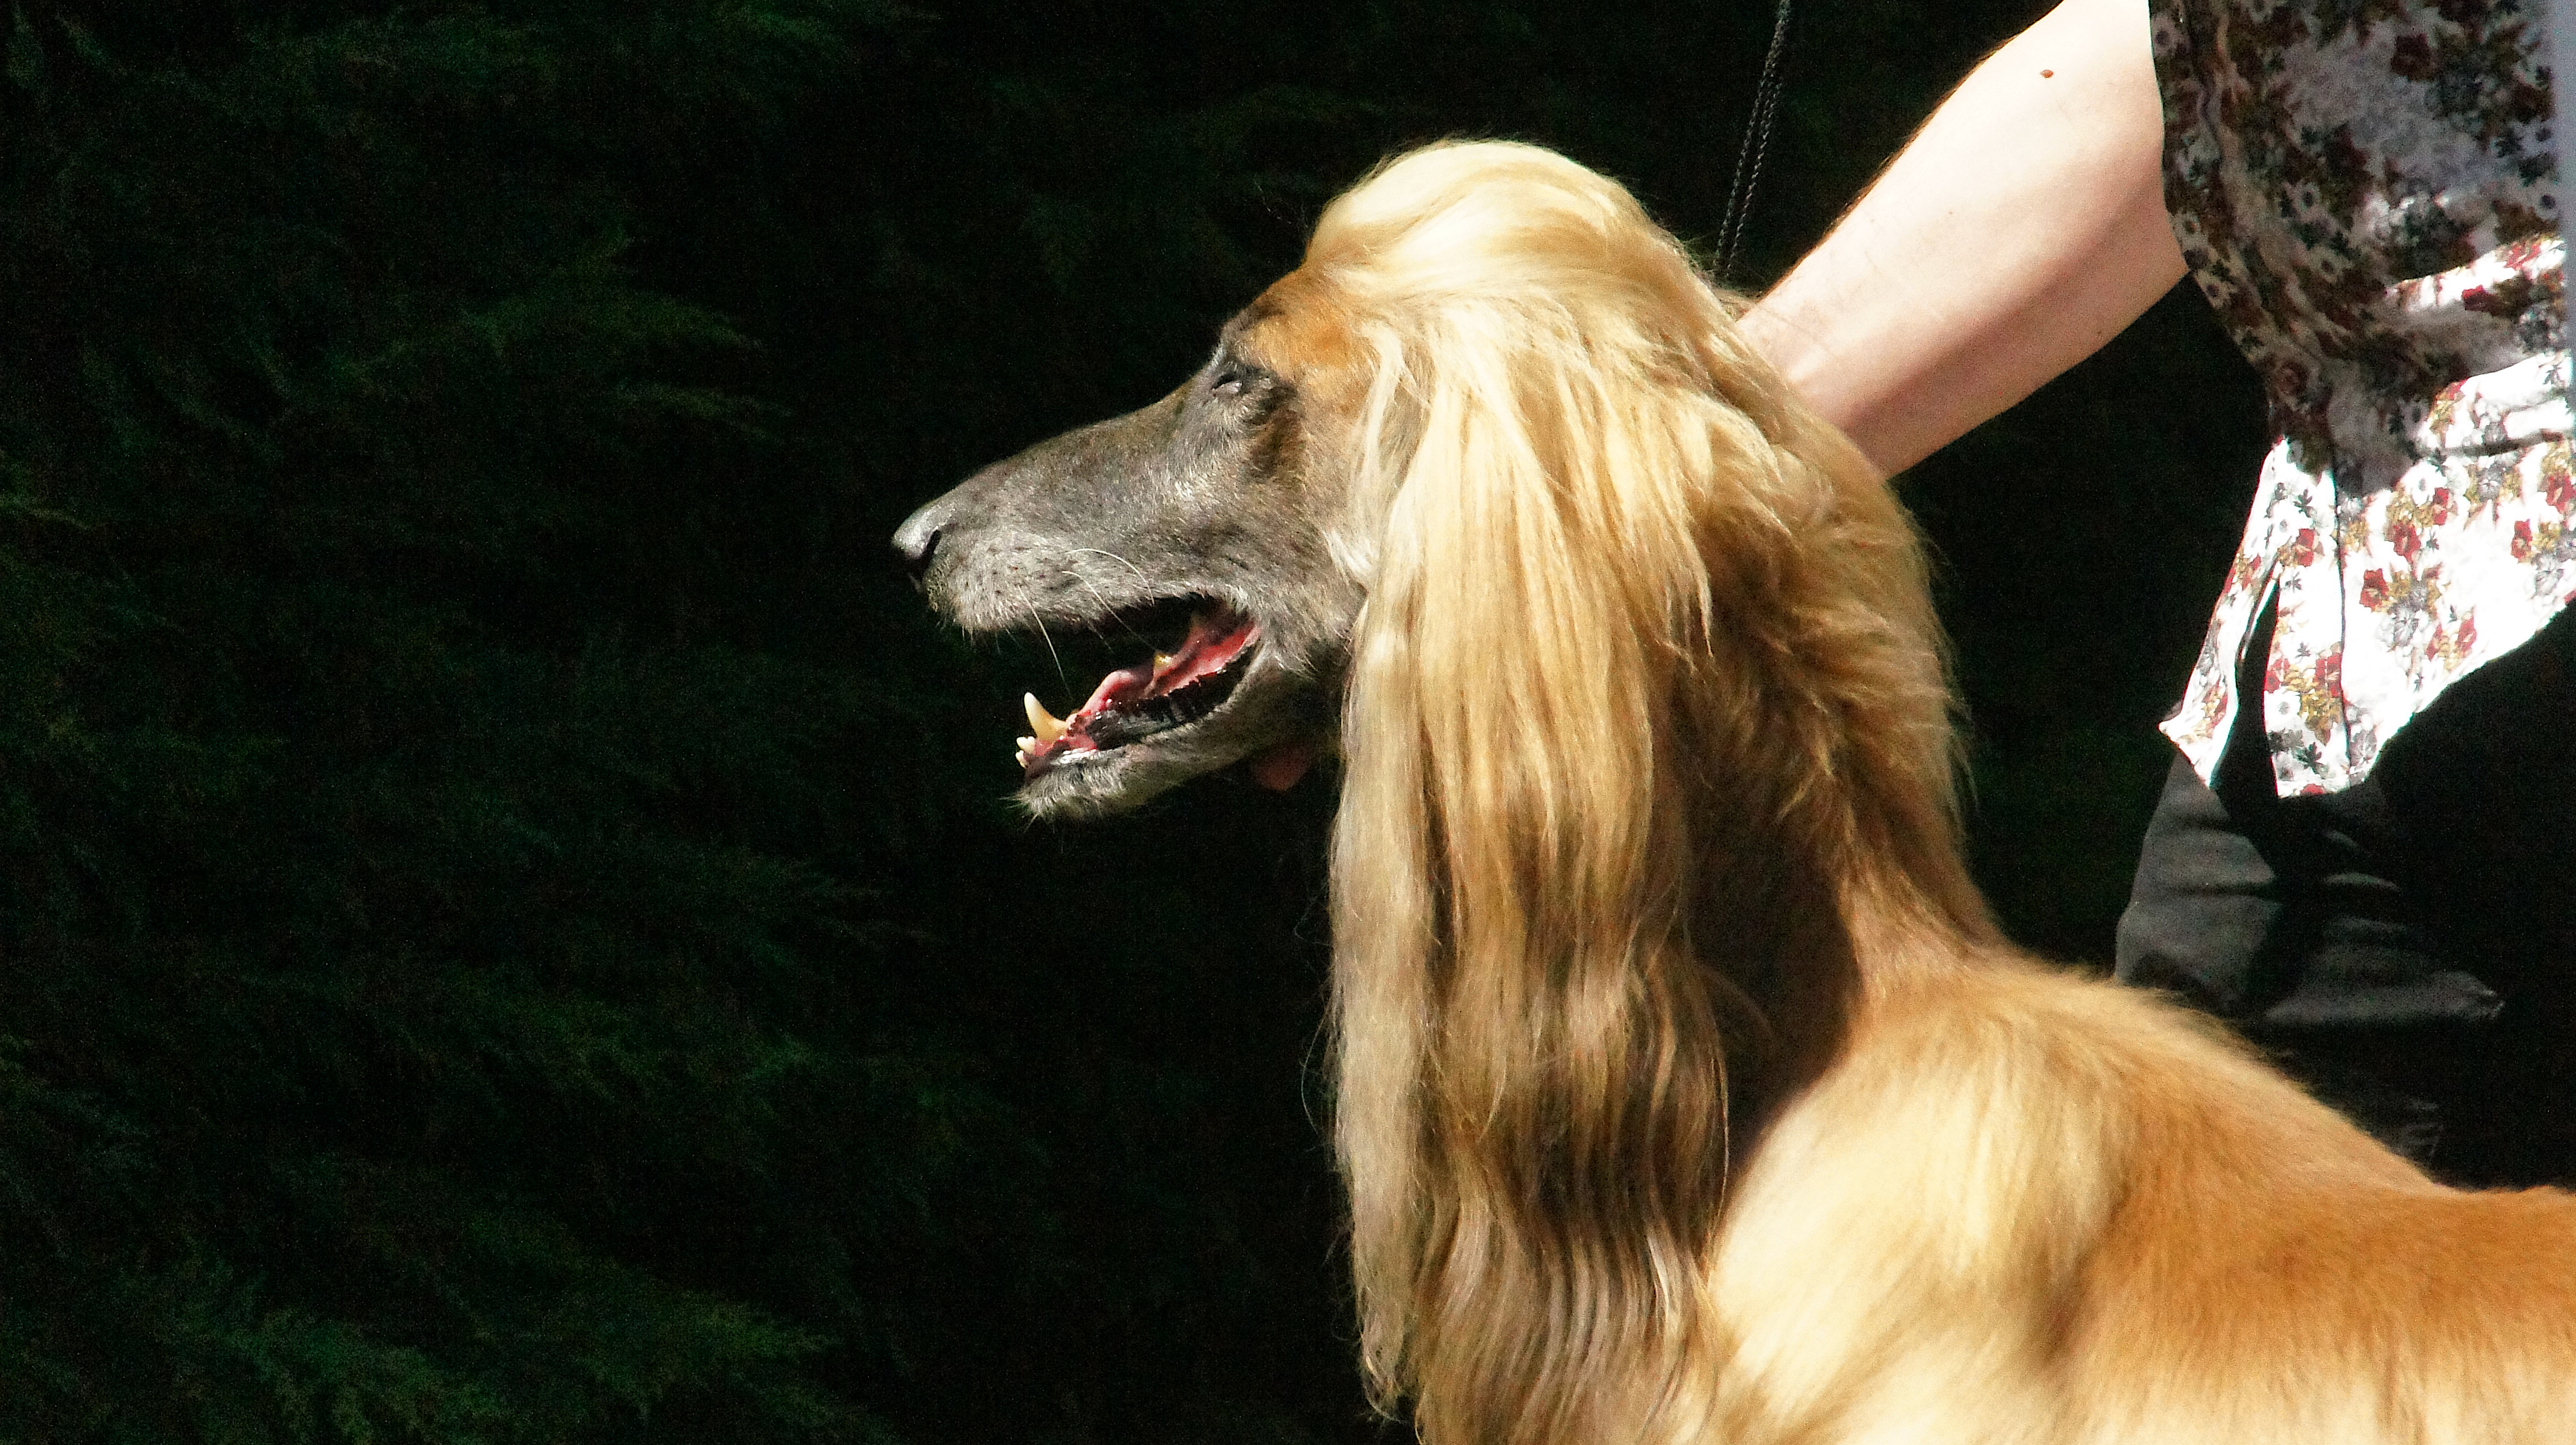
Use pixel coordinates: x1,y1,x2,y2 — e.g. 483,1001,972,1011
1281,143,2576,1445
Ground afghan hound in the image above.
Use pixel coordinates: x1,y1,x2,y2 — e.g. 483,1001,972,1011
895,141,2576,1444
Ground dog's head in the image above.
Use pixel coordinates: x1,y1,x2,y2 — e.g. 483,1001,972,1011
900,140,1819,820
894,265,1372,817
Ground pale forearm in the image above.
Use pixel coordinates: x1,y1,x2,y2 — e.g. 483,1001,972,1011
1740,0,2187,475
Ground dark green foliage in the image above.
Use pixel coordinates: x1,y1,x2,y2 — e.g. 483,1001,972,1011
0,0,2267,1440
1,4,909,1438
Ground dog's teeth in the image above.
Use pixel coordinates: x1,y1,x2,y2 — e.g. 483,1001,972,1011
1023,692,1068,743
1017,735,1038,753
1153,652,1175,673
1015,745,1031,767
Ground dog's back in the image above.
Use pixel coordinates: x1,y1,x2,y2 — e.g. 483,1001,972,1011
1713,956,2576,1443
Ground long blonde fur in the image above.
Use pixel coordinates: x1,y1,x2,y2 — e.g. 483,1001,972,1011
1259,142,2576,1445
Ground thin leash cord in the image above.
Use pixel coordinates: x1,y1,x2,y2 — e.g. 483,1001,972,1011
1715,0,1795,285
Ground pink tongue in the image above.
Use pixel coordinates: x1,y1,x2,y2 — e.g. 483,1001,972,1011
1019,610,1259,770
1075,664,1154,720
1249,740,1314,790
1065,613,1257,730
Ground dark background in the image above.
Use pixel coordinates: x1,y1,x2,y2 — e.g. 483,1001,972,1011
0,2,2266,1439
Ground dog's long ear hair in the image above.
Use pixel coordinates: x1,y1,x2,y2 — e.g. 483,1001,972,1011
1311,142,1988,1445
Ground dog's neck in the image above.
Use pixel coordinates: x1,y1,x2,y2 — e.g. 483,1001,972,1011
1844,856,1995,992
1680,749,2001,1120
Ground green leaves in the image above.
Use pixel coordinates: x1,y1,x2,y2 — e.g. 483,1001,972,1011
0,4,912,1441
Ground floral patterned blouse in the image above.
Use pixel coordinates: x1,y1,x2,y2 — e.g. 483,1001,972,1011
2152,0,2570,794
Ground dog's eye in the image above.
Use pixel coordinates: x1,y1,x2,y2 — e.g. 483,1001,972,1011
1212,369,1246,397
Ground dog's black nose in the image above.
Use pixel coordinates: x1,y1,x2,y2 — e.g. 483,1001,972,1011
892,502,945,581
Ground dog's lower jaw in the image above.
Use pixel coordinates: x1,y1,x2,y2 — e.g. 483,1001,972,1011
1015,743,1212,818
1013,738,1292,818
1012,665,1339,818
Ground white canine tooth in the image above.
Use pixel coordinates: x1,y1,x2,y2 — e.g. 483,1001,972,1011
1023,692,1068,743
1016,735,1038,753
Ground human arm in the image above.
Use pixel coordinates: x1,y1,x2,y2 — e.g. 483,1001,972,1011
1737,0,2188,476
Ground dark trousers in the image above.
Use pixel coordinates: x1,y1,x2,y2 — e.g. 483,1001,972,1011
2115,601,2576,1186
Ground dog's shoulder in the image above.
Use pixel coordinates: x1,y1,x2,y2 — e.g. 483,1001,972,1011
1709,958,2463,1441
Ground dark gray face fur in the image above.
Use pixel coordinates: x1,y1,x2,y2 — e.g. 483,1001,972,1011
894,317,1363,816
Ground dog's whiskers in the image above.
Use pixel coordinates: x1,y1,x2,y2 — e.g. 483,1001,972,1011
1064,558,1163,652
1067,547,1150,586
1026,608,1072,698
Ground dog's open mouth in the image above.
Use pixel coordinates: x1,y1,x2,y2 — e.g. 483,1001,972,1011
1016,601,1260,778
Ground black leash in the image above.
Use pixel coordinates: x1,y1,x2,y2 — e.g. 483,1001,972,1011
1715,0,1795,284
